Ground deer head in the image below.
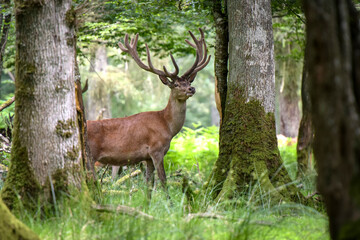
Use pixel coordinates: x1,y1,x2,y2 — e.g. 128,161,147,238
117,28,211,101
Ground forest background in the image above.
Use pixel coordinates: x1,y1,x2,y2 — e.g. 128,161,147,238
0,0,359,240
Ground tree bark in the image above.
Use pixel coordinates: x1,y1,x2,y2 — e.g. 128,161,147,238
304,0,360,239
207,0,306,203
0,0,12,99
296,57,314,179
277,46,302,137
212,0,228,123
1,0,86,210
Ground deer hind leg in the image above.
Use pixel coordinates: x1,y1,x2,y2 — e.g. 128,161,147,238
145,159,155,199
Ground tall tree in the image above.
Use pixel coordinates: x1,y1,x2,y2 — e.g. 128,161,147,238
0,0,12,99
304,0,360,239
212,0,228,123
207,0,306,203
296,56,314,179
1,0,87,210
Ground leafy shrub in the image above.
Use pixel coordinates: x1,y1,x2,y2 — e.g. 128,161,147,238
164,125,219,177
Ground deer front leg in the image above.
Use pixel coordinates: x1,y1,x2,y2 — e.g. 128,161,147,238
150,153,167,189
150,152,170,200
145,159,155,199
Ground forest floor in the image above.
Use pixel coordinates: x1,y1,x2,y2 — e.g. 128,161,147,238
0,127,329,240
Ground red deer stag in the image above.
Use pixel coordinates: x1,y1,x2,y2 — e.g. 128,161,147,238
87,28,210,197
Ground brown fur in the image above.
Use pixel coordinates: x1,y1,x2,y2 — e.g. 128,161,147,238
87,84,194,196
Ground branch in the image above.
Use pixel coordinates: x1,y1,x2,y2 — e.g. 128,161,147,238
0,96,14,112
185,213,225,222
185,213,273,226
114,169,142,186
275,0,305,24
92,204,154,220
82,79,88,93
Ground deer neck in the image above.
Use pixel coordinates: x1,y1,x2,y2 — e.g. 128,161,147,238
163,91,187,137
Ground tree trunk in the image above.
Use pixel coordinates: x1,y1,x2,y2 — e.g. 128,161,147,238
207,0,305,203
0,198,40,240
304,0,360,239
212,0,228,123
1,0,86,211
296,57,314,179
277,46,302,137
0,0,12,99
87,45,111,121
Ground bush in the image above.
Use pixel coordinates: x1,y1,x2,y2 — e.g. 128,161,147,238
164,125,219,177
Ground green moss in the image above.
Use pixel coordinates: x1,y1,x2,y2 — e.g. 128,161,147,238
0,198,40,240
65,7,76,27
65,145,80,161
66,37,75,47
1,127,41,212
56,119,75,138
15,0,44,15
51,168,69,199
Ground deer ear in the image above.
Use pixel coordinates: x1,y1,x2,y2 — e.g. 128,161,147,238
159,76,172,87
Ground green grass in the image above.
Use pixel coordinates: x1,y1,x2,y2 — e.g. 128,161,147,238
1,126,329,240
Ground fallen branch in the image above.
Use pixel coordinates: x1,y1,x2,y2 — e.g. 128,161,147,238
185,213,273,226
0,96,15,112
114,169,141,186
185,213,226,222
103,189,138,195
92,204,154,220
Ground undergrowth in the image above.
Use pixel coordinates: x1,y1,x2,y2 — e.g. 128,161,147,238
0,126,329,240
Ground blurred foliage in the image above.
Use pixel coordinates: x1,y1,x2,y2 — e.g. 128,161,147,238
77,0,214,58
164,125,219,176
0,0,314,130
0,92,14,129
272,0,305,62
278,138,298,180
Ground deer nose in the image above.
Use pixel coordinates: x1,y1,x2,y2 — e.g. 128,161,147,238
188,87,196,94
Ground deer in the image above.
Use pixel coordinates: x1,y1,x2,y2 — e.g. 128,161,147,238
87,28,210,198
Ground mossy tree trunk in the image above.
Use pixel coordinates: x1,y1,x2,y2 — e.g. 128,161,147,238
304,0,360,239
1,0,86,211
207,0,306,203
0,198,40,240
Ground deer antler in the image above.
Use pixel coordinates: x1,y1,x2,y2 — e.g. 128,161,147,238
181,28,211,82
118,28,210,85
118,34,176,86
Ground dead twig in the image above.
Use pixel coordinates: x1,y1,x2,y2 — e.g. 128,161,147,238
100,164,109,185
0,96,15,112
92,204,154,220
